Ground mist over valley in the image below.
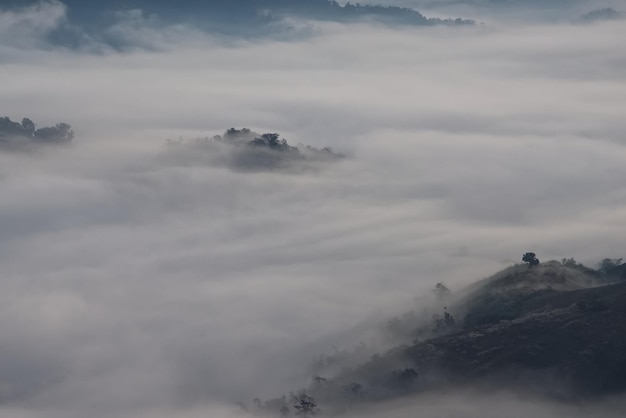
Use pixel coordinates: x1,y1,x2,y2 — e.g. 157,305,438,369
1,0,625,417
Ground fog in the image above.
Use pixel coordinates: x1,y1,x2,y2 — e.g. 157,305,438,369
0,1,625,417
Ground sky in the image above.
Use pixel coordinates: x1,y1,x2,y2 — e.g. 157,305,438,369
0,1,625,417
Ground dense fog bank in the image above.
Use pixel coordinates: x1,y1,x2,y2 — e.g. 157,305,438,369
0,1,625,416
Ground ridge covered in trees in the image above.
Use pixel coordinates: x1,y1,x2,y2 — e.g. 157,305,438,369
0,116,74,148
33,0,474,25
167,128,344,171
241,256,626,416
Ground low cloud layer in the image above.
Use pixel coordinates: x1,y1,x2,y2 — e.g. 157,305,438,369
0,2,625,416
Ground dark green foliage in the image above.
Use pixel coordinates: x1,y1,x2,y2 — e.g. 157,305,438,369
598,258,626,280
432,308,456,333
562,257,577,267
433,282,451,299
333,276,626,401
598,258,622,273
0,116,33,139
33,122,74,143
249,133,297,152
344,382,364,399
224,127,252,140
260,260,626,415
522,252,540,267
575,296,608,312
0,116,74,147
21,118,35,134
415,281,626,395
292,393,318,417
396,368,418,387
461,261,610,328
168,128,344,171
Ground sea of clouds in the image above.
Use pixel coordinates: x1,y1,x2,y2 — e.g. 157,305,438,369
0,1,625,417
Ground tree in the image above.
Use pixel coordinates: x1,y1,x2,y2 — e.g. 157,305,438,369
345,382,363,399
433,307,456,333
433,282,451,299
598,258,626,279
561,257,577,267
393,368,418,391
522,252,539,267
21,118,35,135
598,258,623,273
443,307,456,327
34,122,74,143
312,376,327,389
0,116,29,139
292,393,318,417
223,127,252,141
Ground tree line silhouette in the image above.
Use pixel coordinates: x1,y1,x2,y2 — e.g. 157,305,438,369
0,116,74,147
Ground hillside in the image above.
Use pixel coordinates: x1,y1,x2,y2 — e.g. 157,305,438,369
254,261,626,415
332,263,626,400
457,260,610,327
412,280,626,394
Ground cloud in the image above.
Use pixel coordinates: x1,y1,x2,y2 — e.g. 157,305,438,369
0,0,67,48
0,5,625,417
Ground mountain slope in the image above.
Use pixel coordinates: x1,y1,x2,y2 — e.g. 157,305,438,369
405,280,626,395
310,263,626,407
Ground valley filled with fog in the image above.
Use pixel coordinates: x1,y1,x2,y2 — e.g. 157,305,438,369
0,1,625,417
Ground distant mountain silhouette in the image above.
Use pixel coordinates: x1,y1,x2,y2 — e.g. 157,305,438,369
578,8,623,23
3,0,473,30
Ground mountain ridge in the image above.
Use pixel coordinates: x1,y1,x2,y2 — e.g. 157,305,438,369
249,260,626,415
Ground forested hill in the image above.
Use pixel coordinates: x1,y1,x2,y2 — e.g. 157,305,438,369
0,116,74,149
249,259,626,416
3,0,473,27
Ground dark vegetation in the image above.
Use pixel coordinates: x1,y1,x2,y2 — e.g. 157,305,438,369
578,8,623,23
0,116,74,149
62,0,473,25
244,256,626,416
167,128,344,171
522,252,539,267
4,0,473,45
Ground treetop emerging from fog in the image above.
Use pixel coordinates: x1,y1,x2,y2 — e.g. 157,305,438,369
167,128,344,171
0,116,74,148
